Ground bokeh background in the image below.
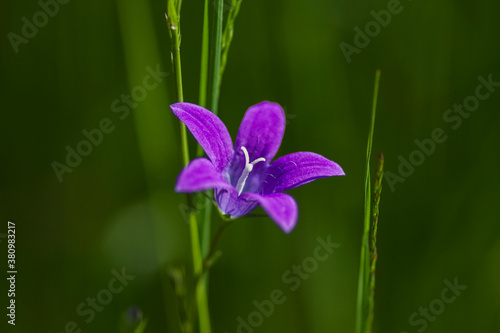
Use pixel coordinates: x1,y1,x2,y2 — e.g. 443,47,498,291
1,0,500,332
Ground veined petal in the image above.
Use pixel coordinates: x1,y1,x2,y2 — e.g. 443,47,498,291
243,192,298,233
171,103,234,171
262,152,344,194
234,101,285,163
175,158,232,193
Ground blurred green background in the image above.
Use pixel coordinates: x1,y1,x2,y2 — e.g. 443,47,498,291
1,0,500,332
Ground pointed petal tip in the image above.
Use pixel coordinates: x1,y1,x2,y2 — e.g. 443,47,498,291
334,166,346,177
327,160,345,177
278,214,297,234
174,183,185,193
169,102,188,113
174,177,193,194
170,102,204,115
281,220,297,234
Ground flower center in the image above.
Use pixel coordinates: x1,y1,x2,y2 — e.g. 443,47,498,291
235,146,266,195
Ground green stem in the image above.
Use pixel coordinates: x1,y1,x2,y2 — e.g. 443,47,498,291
194,2,224,331
191,220,232,297
210,0,224,114
167,3,211,332
197,0,210,159
366,152,384,333
355,70,381,333
171,23,189,166
220,0,243,82
199,0,223,279
204,221,231,267
189,213,210,333
198,0,210,109
196,1,216,333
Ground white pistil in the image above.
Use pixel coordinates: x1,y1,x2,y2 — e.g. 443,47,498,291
235,146,266,195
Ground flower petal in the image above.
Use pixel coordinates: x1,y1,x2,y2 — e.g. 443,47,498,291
175,158,232,193
171,103,233,171
234,101,285,163
243,192,298,233
262,152,345,194
215,187,259,218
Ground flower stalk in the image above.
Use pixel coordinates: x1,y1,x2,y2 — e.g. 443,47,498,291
166,2,212,332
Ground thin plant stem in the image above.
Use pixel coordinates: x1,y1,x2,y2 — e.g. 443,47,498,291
366,152,384,333
195,0,212,260
195,2,220,333
192,220,233,294
195,2,224,331
210,0,224,115
200,0,224,262
196,0,210,159
190,213,211,333
166,2,211,332
198,0,210,109
204,221,231,267
355,70,381,333
187,220,232,332
220,0,243,82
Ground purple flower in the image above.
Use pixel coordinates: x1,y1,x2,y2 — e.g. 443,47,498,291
171,101,344,233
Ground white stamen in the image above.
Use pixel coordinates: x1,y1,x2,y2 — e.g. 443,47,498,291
235,146,266,195
241,145,250,165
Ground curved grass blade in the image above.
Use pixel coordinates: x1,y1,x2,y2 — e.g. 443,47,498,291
355,70,381,333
